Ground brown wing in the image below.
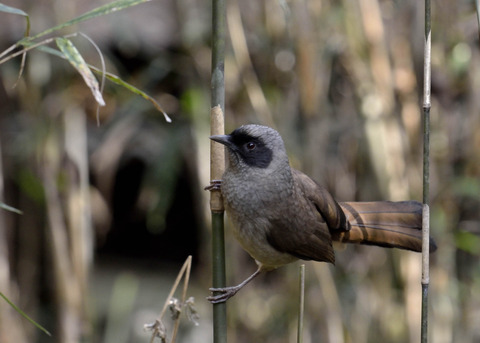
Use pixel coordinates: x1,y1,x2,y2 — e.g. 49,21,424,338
266,217,335,263
291,169,350,232
264,169,348,264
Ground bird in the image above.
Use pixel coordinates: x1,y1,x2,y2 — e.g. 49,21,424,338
207,124,436,304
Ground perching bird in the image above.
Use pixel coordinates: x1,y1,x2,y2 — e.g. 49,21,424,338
207,124,436,303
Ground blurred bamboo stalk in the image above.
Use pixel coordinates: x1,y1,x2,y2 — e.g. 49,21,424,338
65,107,93,329
421,0,432,341
43,140,83,343
313,264,344,343
293,1,321,119
227,0,275,127
357,0,409,200
0,139,27,343
211,0,227,340
42,108,92,343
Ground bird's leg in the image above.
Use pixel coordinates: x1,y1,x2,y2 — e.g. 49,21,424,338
204,179,223,191
207,267,262,304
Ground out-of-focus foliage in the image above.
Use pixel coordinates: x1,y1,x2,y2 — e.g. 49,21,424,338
0,0,479,342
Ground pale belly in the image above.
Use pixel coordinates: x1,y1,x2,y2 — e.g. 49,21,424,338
226,206,298,270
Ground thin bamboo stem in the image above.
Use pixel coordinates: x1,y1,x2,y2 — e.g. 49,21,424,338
297,264,305,343
210,0,227,341
421,0,432,341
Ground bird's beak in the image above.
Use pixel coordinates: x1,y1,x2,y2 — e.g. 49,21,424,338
209,134,231,147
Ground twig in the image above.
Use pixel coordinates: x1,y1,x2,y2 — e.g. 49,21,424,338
0,292,51,337
147,256,193,343
170,256,193,342
156,256,192,324
0,33,78,65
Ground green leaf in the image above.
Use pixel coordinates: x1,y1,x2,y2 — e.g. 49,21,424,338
0,202,23,215
0,3,30,37
35,44,68,59
0,292,51,336
56,37,105,106
0,3,28,17
21,0,151,43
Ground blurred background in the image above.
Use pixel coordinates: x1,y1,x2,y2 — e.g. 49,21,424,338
0,0,479,342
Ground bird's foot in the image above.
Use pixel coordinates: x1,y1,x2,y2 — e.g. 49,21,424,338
207,269,261,303
207,285,241,304
204,179,222,191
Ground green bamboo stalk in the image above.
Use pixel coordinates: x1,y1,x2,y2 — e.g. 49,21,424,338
211,212,227,343
421,0,432,341
210,0,227,341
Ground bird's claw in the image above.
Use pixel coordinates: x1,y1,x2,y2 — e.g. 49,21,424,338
207,286,240,304
204,179,223,191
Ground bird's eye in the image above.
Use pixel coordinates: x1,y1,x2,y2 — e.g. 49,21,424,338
246,142,256,150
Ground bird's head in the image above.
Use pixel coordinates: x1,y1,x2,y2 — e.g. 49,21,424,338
210,124,290,173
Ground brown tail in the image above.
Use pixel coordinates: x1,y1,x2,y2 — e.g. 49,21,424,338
331,201,437,252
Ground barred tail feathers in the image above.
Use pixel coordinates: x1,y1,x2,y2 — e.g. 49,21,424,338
332,201,436,252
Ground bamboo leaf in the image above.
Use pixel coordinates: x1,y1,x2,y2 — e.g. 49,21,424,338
33,44,172,122
0,2,30,36
90,67,172,122
35,44,67,59
78,32,106,125
0,202,23,214
22,0,151,43
0,292,51,336
0,3,28,17
56,37,105,106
